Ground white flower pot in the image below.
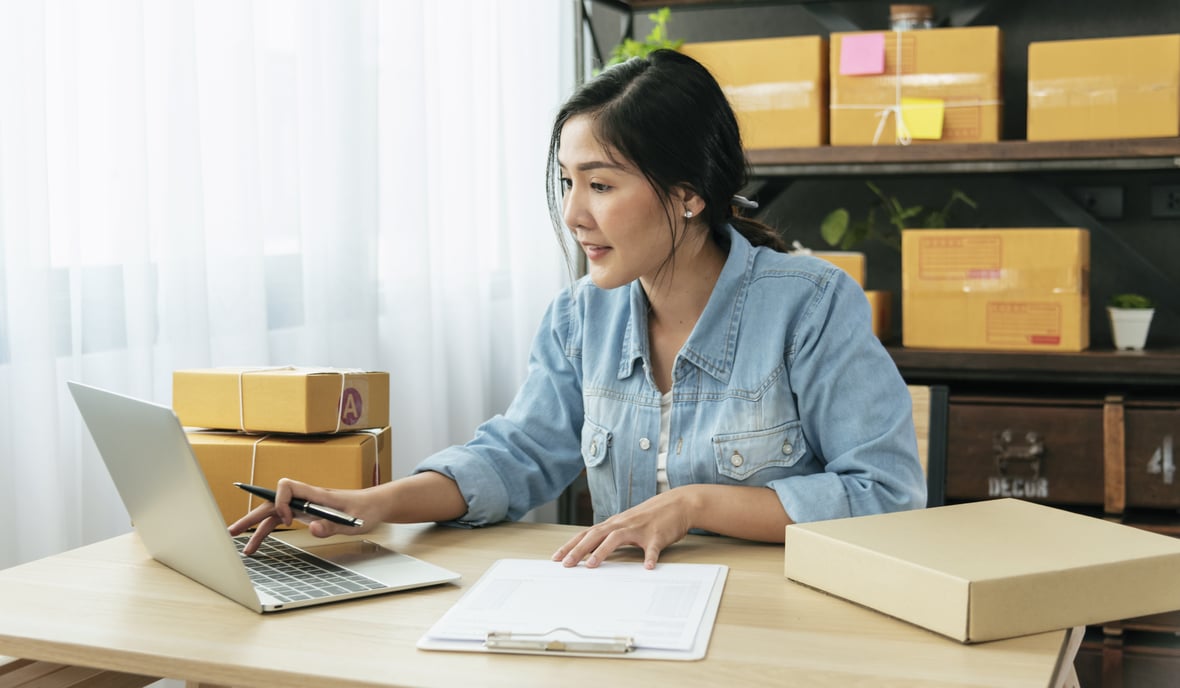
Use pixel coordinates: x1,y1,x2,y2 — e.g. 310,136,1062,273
1108,307,1154,351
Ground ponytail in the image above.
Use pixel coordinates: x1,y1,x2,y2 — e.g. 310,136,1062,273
728,215,788,253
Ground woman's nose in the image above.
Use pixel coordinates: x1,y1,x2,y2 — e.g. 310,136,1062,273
562,185,586,231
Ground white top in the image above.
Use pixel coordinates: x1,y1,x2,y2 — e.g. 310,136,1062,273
656,389,673,493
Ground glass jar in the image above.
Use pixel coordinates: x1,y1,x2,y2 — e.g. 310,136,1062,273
890,4,935,30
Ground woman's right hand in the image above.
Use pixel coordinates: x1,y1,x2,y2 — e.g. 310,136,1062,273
228,478,378,555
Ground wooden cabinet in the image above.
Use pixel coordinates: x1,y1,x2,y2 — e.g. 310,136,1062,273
1124,400,1180,510
946,395,1106,507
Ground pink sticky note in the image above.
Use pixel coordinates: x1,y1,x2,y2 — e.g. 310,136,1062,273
840,33,886,76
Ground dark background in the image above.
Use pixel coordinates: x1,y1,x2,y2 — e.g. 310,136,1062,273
582,0,1180,348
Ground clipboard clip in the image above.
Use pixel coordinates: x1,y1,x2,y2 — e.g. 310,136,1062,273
485,627,635,654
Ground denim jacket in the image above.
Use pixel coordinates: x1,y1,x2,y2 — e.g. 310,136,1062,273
415,225,926,526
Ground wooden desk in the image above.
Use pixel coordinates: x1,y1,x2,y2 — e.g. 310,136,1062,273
0,522,1071,687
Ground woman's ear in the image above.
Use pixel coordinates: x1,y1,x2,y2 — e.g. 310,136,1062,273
674,185,705,220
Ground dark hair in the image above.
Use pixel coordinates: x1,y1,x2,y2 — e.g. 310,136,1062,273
545,49,786,276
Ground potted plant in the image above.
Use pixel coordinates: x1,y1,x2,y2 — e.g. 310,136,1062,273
599,7,683,72
820,181,976,251
1108,293,1155,351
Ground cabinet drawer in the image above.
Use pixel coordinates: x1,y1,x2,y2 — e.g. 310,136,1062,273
1125,402,1180,510
946,397,1104,506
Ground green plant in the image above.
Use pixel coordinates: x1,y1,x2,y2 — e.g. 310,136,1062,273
1109,293,1154,309
820,181,977,251
600,7,683,71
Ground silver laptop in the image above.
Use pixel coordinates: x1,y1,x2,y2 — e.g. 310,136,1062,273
68,380,460,613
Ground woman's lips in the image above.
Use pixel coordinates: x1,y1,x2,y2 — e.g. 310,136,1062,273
581,243,611,261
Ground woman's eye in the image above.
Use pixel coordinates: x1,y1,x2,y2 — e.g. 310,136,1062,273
590,182,610,193
559,178,572,194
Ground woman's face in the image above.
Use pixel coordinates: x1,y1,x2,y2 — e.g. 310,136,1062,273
558,114,679,290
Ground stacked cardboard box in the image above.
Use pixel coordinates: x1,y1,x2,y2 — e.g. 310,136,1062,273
830,26,1002,145
901,228,1090,351
681,36,828,148
811,250,891,339
1028,34,1180,141
173,367,392,526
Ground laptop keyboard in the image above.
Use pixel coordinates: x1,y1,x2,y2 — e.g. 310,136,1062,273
233,535,387,603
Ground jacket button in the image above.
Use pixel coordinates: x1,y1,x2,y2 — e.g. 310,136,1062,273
589,440,598,456
782,442,793,455
639,437,652,451
730,451,744,467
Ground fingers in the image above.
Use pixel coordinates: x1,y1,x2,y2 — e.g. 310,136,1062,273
227,477,337,555
552,524,664,569
228,500,282,536
240,515,280,555
273,477,311,526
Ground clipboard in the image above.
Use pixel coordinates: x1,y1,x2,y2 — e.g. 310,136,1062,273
417,558,729,660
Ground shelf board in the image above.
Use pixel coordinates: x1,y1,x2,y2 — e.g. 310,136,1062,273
622,0,810,7
747,138,1180,176
622,0,845,7
887,346,1180,387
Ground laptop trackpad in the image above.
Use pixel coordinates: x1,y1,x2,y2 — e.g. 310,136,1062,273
303,540,458,587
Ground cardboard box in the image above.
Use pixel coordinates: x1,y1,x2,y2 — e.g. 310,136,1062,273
173,367,389,434
681,36,828,148
901,228,1089,351
830,27,1002,145
864,289,892,340
784,498,1180,643
813,250,865,286
1028,34,1180,141
811,252,891,339
188,427,391,527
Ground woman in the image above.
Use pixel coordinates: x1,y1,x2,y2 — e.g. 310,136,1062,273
231,50,925,569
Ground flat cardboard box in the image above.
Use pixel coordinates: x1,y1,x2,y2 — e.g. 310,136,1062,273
173,367,390,434
901,228,1089,351
1028,34,1180,141
784,498,1180,643
188,427,391,527
830,26,1002,145
681,36,828,148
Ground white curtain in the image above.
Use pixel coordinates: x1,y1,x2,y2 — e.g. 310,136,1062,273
0,0,574,571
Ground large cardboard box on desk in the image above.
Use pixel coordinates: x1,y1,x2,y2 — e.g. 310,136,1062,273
173,367,389,434
902,228,1089,351
1028,34,1180,141
188,427,391,527
784,498,1180,643
830,26,1002,145
680,36,828,148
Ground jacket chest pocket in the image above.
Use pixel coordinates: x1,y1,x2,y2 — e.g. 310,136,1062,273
713,421,808,481
580,418,617,523
582,418,612,469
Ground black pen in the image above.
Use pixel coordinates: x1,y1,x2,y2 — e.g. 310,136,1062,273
233,482,365,528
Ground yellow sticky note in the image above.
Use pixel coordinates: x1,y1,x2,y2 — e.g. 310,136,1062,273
900,98,945,140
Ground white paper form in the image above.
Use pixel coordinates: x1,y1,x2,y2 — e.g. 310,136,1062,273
417,558,729,660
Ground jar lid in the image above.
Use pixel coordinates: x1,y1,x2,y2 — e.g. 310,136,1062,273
890,4,934,20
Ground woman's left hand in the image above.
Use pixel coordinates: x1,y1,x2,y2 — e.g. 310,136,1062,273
551,489,697,570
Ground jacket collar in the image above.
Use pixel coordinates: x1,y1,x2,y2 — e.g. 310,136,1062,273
618,225,752,384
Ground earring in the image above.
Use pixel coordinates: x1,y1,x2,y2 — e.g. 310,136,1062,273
683,209,694,219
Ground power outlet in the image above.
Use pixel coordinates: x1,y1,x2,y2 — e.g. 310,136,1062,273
1068,186,1123,220
1150,185,1180,218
